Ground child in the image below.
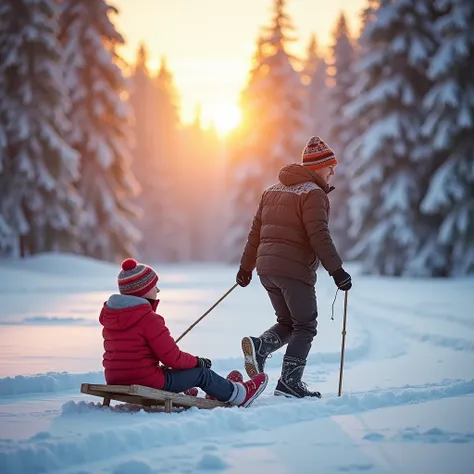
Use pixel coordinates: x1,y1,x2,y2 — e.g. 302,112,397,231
99,258,268,408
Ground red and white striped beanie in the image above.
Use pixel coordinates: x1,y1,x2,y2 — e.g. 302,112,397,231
302,136,338,170
117,258,158,297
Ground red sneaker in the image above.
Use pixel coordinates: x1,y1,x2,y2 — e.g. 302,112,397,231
205,370,245,399
238,373,269,408
184,387,198,397
226,370,244,383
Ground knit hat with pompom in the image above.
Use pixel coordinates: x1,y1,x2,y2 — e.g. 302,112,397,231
301,136,337,170
117,258,158,297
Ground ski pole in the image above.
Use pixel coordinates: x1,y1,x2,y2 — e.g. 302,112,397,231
338,290,349,396
175,283,239,343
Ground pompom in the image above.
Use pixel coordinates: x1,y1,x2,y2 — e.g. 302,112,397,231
121,258,137,271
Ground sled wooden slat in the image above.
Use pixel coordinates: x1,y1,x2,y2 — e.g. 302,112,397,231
81,383,228,413
82,388,166,408
81,384,132,395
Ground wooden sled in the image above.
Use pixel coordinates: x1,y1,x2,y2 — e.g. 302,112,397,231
80,383,228,413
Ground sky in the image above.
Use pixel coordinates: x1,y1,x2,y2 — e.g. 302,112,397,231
112,0,366,132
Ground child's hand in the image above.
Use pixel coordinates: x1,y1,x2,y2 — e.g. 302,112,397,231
196,357,212,369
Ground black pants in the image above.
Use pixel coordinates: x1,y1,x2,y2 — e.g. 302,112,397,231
260,275,318,360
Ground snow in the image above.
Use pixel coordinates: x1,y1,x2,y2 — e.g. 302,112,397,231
421,159,458,214
0,372,105,397
356,114,405,160
0,253,473,474
381,172,415,213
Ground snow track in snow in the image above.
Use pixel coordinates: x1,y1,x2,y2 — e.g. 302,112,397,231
356,299,474,353
357,294,474,331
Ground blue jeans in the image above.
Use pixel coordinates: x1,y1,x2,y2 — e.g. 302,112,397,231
162,367,234,402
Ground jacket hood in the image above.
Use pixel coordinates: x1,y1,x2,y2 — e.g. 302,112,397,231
99,294,159,330
278,163,332,193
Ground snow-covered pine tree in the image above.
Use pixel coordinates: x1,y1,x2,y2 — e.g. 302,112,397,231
151,58,188,262
357,0,381,36
0,17,10,254
345,0,439,275
59,0,140,262
225,0,307,262
129,44,163,261
303,33,328,138
411,0,474,276
131,44,155,174
324,13,356,259
224,36,268,263
255,0,307,172
302,34,320,84
341,0,380,267
0,0,80,257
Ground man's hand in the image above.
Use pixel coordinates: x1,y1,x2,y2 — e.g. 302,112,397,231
196,357,212,369
331,268,352,291
236,266,252,287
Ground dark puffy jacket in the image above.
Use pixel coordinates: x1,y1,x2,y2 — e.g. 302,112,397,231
99,294,198,389
240,163,342,286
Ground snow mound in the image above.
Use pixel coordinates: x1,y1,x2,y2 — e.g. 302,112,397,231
0,371,104,397
0,252,117,277
196,453,229,470
0,253,118,293
112,460,153,474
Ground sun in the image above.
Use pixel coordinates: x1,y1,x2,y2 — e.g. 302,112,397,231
209,104,242,136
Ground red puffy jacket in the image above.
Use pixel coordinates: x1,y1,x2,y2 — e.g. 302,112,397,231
99,294,198,389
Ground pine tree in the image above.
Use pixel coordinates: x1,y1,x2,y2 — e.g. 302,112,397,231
129,44,162,261
151,58,188,262
412,0,474,276
345,0,439,275
224,36,268,263
303,33,328,138
256,0,307,172
324,13,356,259
302,34,320,84
0,0,80,257
226,0,307,261
59,0,140,262
0,22,10,254
131,43,155,169
358,0,381,36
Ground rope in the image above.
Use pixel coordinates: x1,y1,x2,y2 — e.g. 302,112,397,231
331,288,340,320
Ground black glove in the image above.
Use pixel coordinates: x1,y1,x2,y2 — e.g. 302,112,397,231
331,268,352,291
196,357,212,369
236,266,252,287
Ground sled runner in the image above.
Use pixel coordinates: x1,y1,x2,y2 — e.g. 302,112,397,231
80,383,228,413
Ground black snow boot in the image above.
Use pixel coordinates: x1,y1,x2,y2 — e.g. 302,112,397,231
241,330,284,378
274,355,321,398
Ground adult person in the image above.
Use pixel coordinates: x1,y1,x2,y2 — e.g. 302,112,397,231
236,136,352,398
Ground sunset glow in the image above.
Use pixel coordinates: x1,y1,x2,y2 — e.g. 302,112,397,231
112,0,366,126
209,103,242,136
